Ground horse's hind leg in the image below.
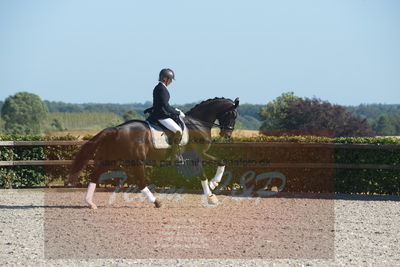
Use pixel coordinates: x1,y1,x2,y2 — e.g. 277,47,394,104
85,164,108,209
133,163,161,208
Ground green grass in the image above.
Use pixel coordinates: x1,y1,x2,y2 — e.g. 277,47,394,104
44,112,123,131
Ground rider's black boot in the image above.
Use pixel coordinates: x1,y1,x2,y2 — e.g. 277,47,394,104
166,132,184,165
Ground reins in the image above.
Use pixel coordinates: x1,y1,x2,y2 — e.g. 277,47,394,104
184,116,222,129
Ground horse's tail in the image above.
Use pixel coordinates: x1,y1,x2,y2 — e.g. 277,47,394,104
68,127,117,186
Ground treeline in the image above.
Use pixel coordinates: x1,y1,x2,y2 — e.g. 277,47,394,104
1,92,399,135
44,100,152,117
44,100,264,130
347,104,400,136
44,99,400,135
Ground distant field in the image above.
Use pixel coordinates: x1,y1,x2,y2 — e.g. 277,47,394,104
211,128,261,138
49,128,262,139
48,129,102,138
44,112,123,132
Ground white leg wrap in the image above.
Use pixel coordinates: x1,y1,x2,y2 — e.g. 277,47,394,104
141,186,156,203
85,182,96,205
201,179,212,197
209,166,225,190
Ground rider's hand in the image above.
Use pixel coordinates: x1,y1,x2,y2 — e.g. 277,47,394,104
175,108,185,118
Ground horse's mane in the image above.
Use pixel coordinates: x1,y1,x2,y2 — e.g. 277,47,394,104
186,97,232,115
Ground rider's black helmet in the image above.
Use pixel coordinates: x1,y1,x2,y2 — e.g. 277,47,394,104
159,68,175,81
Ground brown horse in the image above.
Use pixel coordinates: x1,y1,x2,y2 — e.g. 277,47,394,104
68,97,239,209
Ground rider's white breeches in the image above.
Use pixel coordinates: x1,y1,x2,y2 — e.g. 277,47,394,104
158,118,182,134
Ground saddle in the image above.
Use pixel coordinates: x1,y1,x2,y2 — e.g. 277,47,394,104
145,116,189,149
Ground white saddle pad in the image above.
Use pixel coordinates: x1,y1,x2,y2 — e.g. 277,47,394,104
145,117,189,149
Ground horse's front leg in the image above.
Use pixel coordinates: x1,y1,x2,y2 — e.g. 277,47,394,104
201,152,225,191
200,169,219,205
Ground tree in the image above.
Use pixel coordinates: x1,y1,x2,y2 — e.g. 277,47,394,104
51,118,64,131
283,97,374,136
237,115,262,130
122,109,137,122
260,93,375,137
237,104,264,120
1,92,48,134
373,115,397,136
259,92,300,130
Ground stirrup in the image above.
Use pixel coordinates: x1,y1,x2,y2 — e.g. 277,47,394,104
174,153,184,165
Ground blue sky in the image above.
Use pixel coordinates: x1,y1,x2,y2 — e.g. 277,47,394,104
0,0,399,105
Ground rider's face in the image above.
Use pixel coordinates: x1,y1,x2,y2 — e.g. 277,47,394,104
165,78,173,86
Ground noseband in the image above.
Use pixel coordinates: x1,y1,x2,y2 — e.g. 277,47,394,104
216,106,237,130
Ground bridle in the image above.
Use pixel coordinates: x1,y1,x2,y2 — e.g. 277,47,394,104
216,109,237,130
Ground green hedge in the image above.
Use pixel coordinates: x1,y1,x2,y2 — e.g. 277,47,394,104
334,138,400,195
0,134,399,195
0,134,81,188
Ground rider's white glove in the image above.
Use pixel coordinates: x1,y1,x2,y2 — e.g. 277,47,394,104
175,108,185,118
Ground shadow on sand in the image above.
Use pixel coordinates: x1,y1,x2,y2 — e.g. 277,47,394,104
0,205,86,210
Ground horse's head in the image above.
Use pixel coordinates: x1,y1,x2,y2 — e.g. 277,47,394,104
186,97,240,138
217,97,240,138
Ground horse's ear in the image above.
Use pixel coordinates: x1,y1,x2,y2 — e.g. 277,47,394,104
234,97,240,108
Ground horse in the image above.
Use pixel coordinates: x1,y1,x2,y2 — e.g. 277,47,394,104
68,97,239,209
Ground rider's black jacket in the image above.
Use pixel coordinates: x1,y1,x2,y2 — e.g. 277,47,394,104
146,82,180,121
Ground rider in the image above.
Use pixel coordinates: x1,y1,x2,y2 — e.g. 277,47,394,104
145,68,185,162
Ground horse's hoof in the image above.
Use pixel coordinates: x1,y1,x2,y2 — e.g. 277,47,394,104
154,200,162,208
88,203,97,209
208,194,219,205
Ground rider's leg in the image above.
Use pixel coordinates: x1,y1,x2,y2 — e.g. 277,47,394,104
168,131,183,163
158,118,182,137
158,118,183,161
